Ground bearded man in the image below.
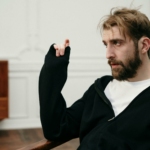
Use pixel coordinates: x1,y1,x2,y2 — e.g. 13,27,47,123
39,7,150,149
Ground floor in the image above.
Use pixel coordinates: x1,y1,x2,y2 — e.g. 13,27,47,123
0,128,79,150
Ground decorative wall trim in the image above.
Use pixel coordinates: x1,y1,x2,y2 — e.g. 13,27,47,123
0,118,41,129
9,74,29,118
6,56,110,71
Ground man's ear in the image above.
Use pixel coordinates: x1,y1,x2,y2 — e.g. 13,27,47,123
140,37,150,54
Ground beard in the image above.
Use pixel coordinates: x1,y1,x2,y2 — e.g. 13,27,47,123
108,49,142,81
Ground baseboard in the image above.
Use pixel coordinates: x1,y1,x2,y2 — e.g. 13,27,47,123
0,118,42,129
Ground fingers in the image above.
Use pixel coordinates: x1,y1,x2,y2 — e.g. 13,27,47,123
64,39,70,47
54,39,70,57
54,44,65,57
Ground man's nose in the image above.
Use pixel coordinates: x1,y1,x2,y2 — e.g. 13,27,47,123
106,45,115,59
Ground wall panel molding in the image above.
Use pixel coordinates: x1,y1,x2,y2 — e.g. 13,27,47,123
0,118,41,129
7,56,110,75
9,74,29,118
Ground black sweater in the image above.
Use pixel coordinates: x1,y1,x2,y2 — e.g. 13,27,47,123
39,45,150,150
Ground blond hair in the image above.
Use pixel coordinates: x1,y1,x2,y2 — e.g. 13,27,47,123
99,7,150,58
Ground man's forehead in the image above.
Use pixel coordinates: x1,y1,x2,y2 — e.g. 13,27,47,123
102,26,125,41
102,26,130,41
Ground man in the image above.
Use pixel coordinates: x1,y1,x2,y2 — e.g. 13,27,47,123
39,7,150,149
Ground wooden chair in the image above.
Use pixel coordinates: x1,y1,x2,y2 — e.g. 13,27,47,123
0,61,8,120
18,139,70,150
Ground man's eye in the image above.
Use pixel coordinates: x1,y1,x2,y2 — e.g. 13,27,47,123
114,41,121,46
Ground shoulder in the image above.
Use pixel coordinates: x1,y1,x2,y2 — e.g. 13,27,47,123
94,75,113,90
84,75,113,95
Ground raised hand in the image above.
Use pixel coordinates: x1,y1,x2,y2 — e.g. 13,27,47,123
53,39,70,57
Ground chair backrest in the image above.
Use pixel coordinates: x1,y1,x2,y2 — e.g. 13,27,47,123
0,60,8,120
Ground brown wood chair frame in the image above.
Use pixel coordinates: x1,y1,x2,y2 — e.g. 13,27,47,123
18,139,69,150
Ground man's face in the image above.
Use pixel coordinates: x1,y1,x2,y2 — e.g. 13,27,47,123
102,26,142,81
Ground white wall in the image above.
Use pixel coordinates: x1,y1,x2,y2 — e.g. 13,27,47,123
0,0,149,129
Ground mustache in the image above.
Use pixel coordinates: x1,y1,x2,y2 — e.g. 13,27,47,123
108,59,124,66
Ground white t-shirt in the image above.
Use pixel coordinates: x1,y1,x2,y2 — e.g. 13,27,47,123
104,78,150,116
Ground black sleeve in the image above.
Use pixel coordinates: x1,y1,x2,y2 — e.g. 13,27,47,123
39,44,86,141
